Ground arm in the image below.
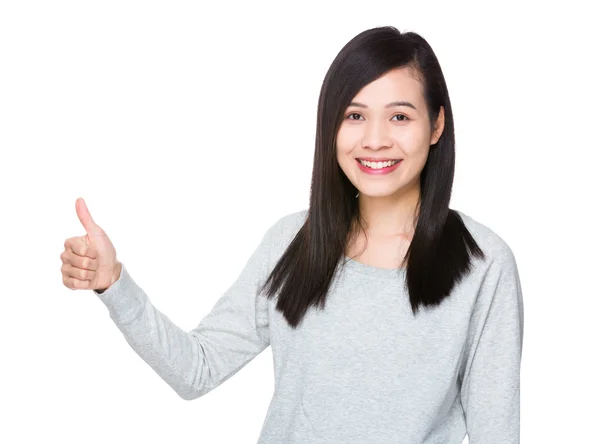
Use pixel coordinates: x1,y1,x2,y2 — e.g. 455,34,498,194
93,222,277,400
459,247,525,443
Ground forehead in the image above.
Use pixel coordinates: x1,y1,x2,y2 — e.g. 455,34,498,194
350,67,425,108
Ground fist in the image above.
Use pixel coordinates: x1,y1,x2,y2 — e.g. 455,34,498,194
61,198,121,292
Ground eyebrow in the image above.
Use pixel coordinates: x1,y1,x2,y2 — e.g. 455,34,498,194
348,101,417,110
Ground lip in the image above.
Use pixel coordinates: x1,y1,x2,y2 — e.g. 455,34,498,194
356,157,402,162
356,158,402,175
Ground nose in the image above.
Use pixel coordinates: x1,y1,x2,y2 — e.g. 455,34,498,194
361,120,392,150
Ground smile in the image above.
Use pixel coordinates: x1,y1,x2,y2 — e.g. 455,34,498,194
355,158,403,174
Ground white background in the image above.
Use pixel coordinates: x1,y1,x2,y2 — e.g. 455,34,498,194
1,1,598,443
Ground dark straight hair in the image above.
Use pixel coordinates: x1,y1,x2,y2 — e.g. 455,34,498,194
260,26,485,329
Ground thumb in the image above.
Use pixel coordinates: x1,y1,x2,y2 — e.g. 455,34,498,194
75,197,106,237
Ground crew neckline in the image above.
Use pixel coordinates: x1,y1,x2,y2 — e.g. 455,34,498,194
342,255,406,279
331,208,470,280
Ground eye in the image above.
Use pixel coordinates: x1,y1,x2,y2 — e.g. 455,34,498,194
345,112,410,122
346,112,363,121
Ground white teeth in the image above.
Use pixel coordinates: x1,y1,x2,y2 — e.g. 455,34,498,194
358,159,400,169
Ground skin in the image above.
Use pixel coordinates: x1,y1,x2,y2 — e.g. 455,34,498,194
336,66,445,268
60,198,122,292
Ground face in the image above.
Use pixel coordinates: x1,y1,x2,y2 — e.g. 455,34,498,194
336,66,444,199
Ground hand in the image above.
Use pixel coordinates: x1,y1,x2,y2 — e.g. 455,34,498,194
61,198,121,292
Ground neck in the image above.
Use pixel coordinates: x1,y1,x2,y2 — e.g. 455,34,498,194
355,185,420,238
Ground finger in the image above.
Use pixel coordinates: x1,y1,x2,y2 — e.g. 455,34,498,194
75,198,106,237
76,236,98,259
60,249,98,271
61,262,96,281
65,236,98,259
64,237,79,252
63,274,92,290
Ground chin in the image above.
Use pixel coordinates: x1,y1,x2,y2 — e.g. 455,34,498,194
357,188,401,198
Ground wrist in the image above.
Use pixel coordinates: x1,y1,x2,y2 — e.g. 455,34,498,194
112,261,122,285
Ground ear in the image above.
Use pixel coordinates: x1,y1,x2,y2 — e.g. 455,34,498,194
430,106,445,145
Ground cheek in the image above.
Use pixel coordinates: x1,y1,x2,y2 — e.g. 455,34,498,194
401,130,430,155
335,126,357,154
406,145,431,174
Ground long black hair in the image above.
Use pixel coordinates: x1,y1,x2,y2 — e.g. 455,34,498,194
260,26,485,329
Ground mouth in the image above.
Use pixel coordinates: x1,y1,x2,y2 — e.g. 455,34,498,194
356,158,403,170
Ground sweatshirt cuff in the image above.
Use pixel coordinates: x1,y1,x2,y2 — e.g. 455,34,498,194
93,263,148,325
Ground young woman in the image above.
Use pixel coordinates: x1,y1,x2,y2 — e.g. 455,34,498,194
61,26,524,444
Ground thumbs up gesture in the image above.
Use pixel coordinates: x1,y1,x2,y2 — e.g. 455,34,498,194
61,198,122,292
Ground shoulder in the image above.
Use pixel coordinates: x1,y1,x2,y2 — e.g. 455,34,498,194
452,209,517,269
273,208,309,233
263,208,308,250
264,208,519,269
453,210,524,327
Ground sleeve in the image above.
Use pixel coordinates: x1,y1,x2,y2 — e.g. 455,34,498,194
93,221,277,400
459,247,525,443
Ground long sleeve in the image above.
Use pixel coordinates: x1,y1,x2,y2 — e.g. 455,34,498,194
93,222,277,400
459,246,525,443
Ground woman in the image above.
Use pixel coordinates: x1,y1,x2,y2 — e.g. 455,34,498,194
60,26,524,444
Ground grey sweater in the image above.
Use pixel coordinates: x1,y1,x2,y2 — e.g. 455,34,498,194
94,209,524,444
